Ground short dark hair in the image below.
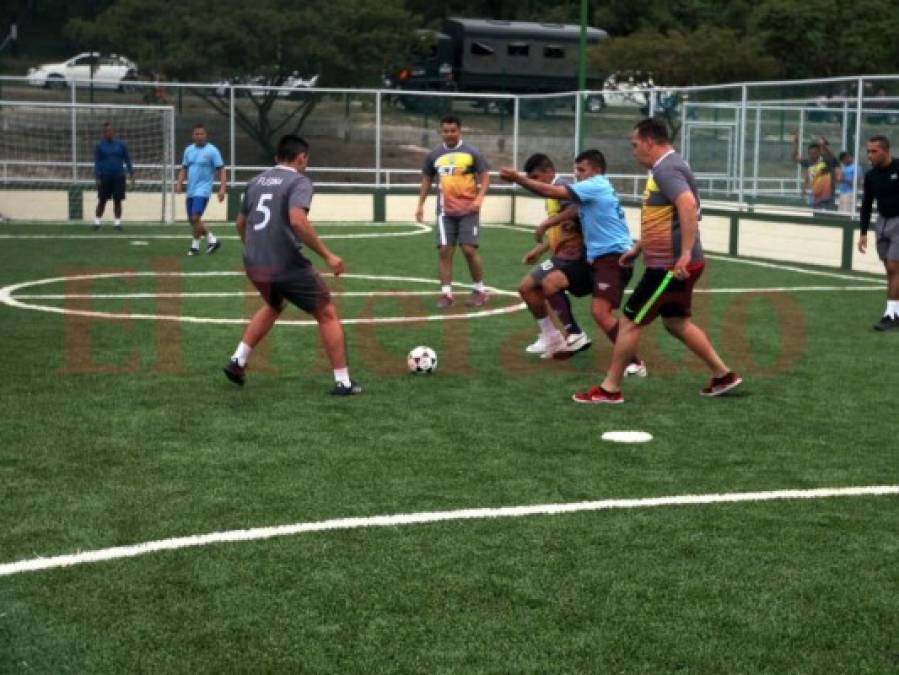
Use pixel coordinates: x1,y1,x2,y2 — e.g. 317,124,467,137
440,115,461,127
869,135,891,150
523,153,554,175
633,117,670,144
102,121,112,129
574,149,607,173
838,151,851,161
808,143,820,151
276,134,309,162
193,123,205,131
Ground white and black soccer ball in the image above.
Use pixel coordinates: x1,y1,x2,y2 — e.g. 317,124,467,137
407,346,438,374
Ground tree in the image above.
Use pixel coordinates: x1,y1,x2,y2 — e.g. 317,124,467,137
68,0,415,157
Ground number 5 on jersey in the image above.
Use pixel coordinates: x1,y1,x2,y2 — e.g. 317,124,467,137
254,193,273,231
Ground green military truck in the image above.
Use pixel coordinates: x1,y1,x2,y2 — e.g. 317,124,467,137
384,17,608,113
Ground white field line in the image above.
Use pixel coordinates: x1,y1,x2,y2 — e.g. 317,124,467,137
2,485,897,578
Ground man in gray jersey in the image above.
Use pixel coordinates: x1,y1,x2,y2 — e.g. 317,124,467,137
223,134,361,395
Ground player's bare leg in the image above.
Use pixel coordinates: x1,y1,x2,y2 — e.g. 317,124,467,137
599,318,642,392
461,243,487,306
437,245,455,307
312,301,348,370
662,317,729,376
224,303,282,385
886,259,899,300
591,297,644,374
94,198,107,230
517,274,549,318
872,259,899,330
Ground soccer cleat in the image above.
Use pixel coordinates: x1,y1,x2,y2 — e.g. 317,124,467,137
437,294,454,308
187,248,200,256
464,290,488,307
114,225,123,232
572,385,624,404
563,332,592,355
872,314,899,331
92,224,101,231
223,358,246,386
624,359,648,378
330,381,363,396
525,334,546,354
700,371,743,397
540,332,568,359
206,240,221,255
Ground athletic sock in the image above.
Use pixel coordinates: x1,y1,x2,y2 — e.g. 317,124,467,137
887,300,899,318
547,292,582,335
334,367,351,387
441,284,453,297
207,232,217,245
114,219,121,227
473,280,486,293
94,217,101,226
232,341,252,367
191,238,201,250
537,317,560,339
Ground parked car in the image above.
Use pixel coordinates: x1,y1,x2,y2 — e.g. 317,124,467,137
214,72,320,97
27,52,139,90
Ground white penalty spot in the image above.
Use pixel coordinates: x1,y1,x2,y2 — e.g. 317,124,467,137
602,430,653,444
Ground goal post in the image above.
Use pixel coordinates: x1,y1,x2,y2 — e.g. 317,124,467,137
0,101,176,222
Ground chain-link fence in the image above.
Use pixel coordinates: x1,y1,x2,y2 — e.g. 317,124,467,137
3,74,899,218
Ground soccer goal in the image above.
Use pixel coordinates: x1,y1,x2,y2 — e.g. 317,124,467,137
0,101,176,222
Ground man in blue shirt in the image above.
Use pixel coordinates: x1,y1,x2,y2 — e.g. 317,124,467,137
176,124,227,255
93,122,133,231
500,149,645,373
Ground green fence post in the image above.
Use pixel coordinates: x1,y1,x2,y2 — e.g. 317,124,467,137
373,187,386,223
729,214,739,256
841,221,854,271
68,186,83,221
226,186,241,221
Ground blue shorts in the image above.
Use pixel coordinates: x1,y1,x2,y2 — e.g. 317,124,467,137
186,196,209,218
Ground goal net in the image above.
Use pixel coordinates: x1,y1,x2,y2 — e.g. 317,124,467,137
0,101,175,222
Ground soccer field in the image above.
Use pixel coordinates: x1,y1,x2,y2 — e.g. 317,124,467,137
1,220,898,673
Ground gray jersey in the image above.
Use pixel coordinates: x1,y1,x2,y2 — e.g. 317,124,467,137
641,151,703,268
241,166,314,280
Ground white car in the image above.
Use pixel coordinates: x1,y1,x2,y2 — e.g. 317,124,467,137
215,73,320,97
27,52,139,90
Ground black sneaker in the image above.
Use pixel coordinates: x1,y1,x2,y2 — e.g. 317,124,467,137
223,358,246,386
187,248,200,256
873,315,899,331
206,240,221,255
92,224,101,231
114,225,123,232
330,381,362,396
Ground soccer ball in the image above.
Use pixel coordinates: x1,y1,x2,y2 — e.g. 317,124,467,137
407,346,438,374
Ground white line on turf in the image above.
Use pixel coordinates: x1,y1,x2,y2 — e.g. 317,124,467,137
1,485,896,577
704,254,882,283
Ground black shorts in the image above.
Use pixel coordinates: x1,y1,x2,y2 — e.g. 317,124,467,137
247,266,332,314
623,263,705,325
590,254,633,308
98,175,126,202
528,256,593,297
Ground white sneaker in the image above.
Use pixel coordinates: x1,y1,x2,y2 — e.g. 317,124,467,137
540,332,567,359
624,359,648,378
564,332,592,355
525,334,546,354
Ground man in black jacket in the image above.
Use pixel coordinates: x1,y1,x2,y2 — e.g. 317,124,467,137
859,135,899,331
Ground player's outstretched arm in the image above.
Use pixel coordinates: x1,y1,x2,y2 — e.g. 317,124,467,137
289,207,344,276
498,168,568,200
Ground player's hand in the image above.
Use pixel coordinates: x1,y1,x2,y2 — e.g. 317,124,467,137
326,254,345,277
499,167,520,183
672,253,691,280
217,190,226,203
522,249,539,265
470,197,483,213
414,206,424,223
619,247,639,267
858,234,868,254
534,222,549,242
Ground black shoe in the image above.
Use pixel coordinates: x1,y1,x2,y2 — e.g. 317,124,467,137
873,315,899,331
223,358,246,386
206,240,221,255
330,381,362,396
92,224,101,231
187,248,200,256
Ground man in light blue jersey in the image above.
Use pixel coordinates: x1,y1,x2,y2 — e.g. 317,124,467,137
500,149,645,374
176,124,226,256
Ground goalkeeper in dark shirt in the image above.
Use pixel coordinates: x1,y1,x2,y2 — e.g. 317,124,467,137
93,122,134,231
858,135,899,331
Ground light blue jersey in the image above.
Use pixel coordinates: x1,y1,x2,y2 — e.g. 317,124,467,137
182,143,224,198
566,174,633,261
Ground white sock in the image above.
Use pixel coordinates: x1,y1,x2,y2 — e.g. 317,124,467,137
94,217,101,225
334,367,351,387
114,219,121,226
232,341,252,367
537,317,559,339
888,300,899,318
441,284,453,297
473,280,486,293
191,238,201,250
206,232,217,245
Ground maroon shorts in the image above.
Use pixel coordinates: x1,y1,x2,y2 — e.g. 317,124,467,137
623,263,705,325
590,254,634,309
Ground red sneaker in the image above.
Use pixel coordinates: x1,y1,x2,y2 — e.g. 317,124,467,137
700,371,742,397
436,294,454,308
572,385,624,404
464,290,488,307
